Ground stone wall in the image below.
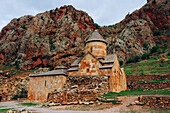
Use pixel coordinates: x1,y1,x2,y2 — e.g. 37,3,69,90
78,53,102,75
85,42,106,58
28,75,66,102
47,75,109,103
139,96,170,109
126,74,170,90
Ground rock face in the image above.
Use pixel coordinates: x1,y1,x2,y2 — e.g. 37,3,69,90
0,0,169,69
0,5,95,70
99,0,169,61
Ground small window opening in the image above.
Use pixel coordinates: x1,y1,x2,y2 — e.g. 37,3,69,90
87,68,89,72
45,80,47,86
90,47,93,52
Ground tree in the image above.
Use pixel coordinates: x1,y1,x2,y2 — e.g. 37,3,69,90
95,23,100,29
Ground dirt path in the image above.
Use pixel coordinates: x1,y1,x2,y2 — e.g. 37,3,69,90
0,96,147,113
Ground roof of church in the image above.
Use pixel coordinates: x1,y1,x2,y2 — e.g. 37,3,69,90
70,53,116,68
55,65,67,69
67,68,79,72
85,30,107,44
99,65,114,69
29,69,67,77
102,54,116,64
70,52,102,67
70,57,83,67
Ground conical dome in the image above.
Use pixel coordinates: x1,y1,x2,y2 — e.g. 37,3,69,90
85,30,107,58
85,30,107,44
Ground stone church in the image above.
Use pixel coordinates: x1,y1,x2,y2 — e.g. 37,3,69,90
28,30,127,102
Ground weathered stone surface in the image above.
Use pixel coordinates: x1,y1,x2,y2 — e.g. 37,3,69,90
28,75,67,102
139,96,170,109
47,76,109,103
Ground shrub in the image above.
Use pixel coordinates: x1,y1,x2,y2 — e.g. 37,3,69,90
143,43,148,48
12,95,18,100
119,60,123,66
95,23,100,29
21,25,26,29
153,31,161,36
108,25,114,28
134,56,140,62
150,46,159,54
103,33,107,36
141,53,151,60
126,59,134,64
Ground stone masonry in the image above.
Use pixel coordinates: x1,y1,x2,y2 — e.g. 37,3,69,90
28,30,127,103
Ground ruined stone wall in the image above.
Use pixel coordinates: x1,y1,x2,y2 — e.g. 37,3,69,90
126,74,170,90
48,75,109,103
139,96,170,109
28,75,66,102
78,53,102,75
85,42,106,58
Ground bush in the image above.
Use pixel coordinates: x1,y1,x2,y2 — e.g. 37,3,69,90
21,25,26,29
12,95,18,100
153,31,161,36
103,33,107,36
119,60,123,66
95,23,100,29
126,59,134,64
143,43,148,48
108,25,114,28
141,53,151,60
150,46,159,54
134,56,140,62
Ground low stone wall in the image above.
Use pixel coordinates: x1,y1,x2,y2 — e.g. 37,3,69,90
139,96,170,109
47,75,109,103
126,74,170,90
126,74,170,81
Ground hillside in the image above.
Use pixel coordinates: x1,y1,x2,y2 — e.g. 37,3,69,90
0,0,169,70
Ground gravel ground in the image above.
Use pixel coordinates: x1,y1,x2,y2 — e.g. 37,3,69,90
0,96,152,113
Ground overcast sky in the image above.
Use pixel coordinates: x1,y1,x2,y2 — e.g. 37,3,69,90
0,0,147,31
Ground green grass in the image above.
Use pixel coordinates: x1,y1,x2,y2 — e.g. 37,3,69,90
139,79,170,83
18,102,38,107
124,54,170,75
0,108,14,112
103,89,170,99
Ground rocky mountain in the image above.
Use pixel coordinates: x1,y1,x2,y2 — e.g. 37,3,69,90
0,0,169,70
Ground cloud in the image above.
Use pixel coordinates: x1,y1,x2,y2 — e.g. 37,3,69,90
0,0,147,31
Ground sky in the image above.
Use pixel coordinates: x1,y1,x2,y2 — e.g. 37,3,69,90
0,0,147,31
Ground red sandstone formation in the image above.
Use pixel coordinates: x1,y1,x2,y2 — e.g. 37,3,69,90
0,0,169,70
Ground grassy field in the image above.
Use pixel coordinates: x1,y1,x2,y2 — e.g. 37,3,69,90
124,53,170,75
0,108,14,112
102,89,170,99
18,102,39,107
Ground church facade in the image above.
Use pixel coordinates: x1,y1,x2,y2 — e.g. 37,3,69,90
28,30,127,102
